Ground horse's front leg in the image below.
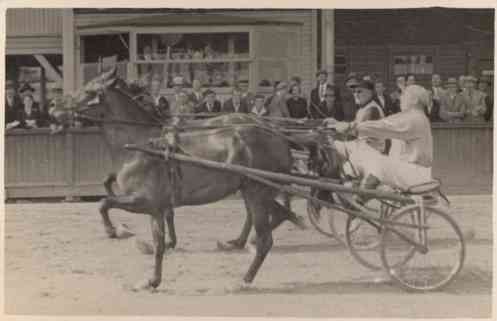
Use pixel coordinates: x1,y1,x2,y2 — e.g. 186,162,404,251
164,207,177,249
99,194,150,238
134,212,166,291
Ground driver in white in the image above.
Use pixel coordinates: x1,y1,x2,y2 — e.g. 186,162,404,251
325,84,433,193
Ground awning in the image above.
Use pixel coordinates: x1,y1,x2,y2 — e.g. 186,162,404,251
78,13,302,30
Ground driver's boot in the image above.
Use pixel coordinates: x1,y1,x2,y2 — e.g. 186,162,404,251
353,174,381,205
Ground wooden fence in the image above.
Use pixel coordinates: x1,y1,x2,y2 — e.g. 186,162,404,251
4,123,493,199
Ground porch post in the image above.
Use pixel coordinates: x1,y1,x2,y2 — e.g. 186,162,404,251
62,9,75,94
322,9,335,84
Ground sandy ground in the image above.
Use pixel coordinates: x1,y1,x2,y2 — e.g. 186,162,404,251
3,195,493,318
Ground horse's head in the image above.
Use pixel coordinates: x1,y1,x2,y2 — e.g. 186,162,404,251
51,67,156,127
50,67,118,126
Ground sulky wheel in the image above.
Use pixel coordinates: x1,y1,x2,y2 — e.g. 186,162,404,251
380,204,466,292
344,198,402,270
306,188,340,240
307,188,359,244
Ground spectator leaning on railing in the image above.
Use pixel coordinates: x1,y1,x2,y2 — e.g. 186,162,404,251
286,83,308,119
462,75,486,122
5,81,22,131
439,77,467,123
222,88,249,113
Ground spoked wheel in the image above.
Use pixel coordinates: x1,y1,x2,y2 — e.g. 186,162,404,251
380,205,466,292
344,198,386,270
307,189,350,243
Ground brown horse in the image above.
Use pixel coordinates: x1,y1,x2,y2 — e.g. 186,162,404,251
52,68,308,290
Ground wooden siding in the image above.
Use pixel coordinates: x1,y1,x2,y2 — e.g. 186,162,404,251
75,10,317,96
6,8,63,36
4,124,492,199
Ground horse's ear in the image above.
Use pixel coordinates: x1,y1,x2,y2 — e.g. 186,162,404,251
104,77,118,88
101,66,118,81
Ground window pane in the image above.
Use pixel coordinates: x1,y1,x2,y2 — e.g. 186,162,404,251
136,32,249,61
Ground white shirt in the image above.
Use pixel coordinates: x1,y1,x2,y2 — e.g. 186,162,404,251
251,106,267,116
357,109,433,167
319,83,327,102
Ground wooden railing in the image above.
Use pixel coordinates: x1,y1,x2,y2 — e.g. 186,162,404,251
4,123,493,199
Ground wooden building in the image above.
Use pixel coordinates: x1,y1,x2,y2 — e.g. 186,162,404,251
326,8,494,88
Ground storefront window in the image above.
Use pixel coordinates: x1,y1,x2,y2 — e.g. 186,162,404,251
134,32,250,89
393,55,434,75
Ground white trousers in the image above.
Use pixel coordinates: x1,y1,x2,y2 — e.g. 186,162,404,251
334,140,432,191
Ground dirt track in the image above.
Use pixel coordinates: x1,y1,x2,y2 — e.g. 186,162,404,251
4,195,493,317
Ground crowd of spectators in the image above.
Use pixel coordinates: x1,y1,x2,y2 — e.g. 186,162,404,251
139,70,493,124
5,69,493,133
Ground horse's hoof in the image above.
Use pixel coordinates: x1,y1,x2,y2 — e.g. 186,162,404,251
295,215,308,230
105,227,118,239
216,240,243,251
228,280,254,293
115,223,135,239
136,239,154,255
165,242,177,251
131,279,156,292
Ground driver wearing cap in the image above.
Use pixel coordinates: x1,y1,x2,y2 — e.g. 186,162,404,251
325,84,433,193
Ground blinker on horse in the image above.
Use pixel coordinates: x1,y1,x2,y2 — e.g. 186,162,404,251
50,67,308,290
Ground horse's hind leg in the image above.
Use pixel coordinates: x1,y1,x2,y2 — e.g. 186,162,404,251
243,187,273,284
217,189,253,250
99,194,150,238
164,207,177,249
104,173,117,197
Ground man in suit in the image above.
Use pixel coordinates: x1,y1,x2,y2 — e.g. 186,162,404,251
222,88,249,113
310,70,329,110
308,84,344,120
461,75,486,122
375,79,399,116
267,81,290,118
196,89,221,113
340,72,360,121
5,81,22,130
439,77,467,122
250,94,269,116
188,79,204,110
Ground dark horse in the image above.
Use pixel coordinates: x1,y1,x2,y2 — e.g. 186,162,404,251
52,68,311,290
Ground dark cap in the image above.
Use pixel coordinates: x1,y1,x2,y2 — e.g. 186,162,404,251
316,70,328,77
345,72,360,87
5,80,15,90
356,79,375,91
478,75,492,85
203,89,216,97
19,82,35,94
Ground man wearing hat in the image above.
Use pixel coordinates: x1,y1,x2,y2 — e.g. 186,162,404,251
267,81,290,118
462,75,486,122
168,76,188,115
439,77,467,123
351,79,385,153
195,89,221,114
47,84,73,132
5,80,22,130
